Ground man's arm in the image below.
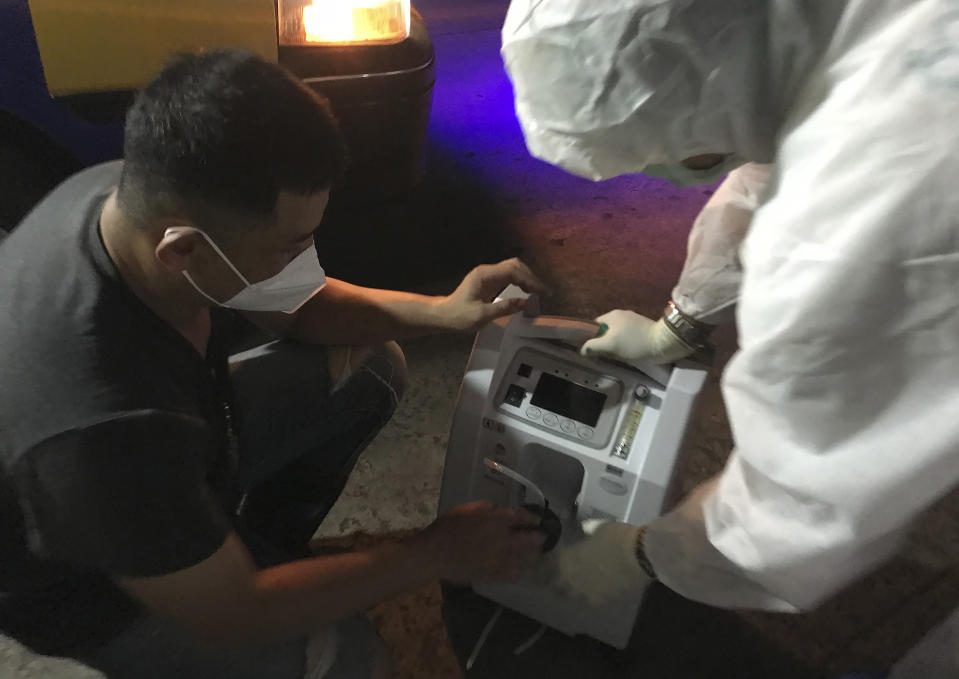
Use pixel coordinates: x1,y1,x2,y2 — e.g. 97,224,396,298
242,258,546,345
647,128,959,612
118,502,544,646
118,532,436,645
580,164,773,367
290,277,452,344
670,162,772,325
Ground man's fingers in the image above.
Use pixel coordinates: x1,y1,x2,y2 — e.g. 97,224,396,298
520,531,547,551
493,506,538,529
475,297,525,326
477,258,547,297
506,526,547,547
504,258,548,294
509,507,542,526
454,499,495,516
503,297,527,314
487,533,546,582
497,508,547,549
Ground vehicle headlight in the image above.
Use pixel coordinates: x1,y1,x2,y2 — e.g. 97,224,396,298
277,0,411,45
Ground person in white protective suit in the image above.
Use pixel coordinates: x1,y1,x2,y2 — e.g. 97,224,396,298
502,0,959,674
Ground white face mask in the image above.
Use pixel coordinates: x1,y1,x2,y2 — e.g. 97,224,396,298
165,227,326,314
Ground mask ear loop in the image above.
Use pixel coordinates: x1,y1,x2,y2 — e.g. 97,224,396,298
166,226,252,287
182,271,227,306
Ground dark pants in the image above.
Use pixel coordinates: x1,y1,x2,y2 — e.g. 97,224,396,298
77,340,405,679
231,340,405,563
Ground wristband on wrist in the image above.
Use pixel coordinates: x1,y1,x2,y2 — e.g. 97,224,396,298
662,300,714,351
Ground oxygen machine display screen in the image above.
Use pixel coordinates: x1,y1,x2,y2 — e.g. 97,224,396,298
530,373,606,427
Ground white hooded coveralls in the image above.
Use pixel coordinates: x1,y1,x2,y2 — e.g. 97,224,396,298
503,0,959,667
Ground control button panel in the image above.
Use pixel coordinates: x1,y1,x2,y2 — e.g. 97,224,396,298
496,347,629,450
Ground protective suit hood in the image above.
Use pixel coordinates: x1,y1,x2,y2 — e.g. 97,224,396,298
502,0,829,181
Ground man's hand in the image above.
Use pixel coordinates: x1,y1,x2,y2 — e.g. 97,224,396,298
580,309,694,366
415,501,546,583
440,258,547,332
549,520,651,605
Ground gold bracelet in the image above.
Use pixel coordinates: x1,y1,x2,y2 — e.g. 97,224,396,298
634,526,657,580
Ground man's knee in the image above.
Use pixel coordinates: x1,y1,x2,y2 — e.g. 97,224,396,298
370,341,407,403
328,342,407,404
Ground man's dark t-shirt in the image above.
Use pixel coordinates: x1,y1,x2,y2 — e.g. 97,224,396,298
0,162,237,653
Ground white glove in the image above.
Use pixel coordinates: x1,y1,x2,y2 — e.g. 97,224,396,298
551,520,651,605
580,309,694,367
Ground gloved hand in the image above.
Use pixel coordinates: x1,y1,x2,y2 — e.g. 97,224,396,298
580,309,694,366
550,520,651,605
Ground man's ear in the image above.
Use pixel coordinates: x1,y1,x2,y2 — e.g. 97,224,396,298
155,226,201,274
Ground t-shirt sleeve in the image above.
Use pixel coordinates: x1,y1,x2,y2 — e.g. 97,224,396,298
14,411,233,578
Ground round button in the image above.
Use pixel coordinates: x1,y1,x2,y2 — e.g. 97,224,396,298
526,406,542,420
578,426,594,440
542,413,559,426
599,476,628,496
634,385,651,400
560,419,576,433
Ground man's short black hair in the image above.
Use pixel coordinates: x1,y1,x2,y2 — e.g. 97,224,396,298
119,49,347,229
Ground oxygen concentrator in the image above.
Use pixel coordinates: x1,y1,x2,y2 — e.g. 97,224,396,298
439,286,708,649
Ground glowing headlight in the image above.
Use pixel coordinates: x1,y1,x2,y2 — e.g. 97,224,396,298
277,0,411,45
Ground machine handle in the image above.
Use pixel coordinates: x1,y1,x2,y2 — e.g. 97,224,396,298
509,315,601,346
495,287,601,345
494,287,675,386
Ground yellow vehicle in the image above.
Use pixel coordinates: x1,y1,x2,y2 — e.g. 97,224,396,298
0,0,435,231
